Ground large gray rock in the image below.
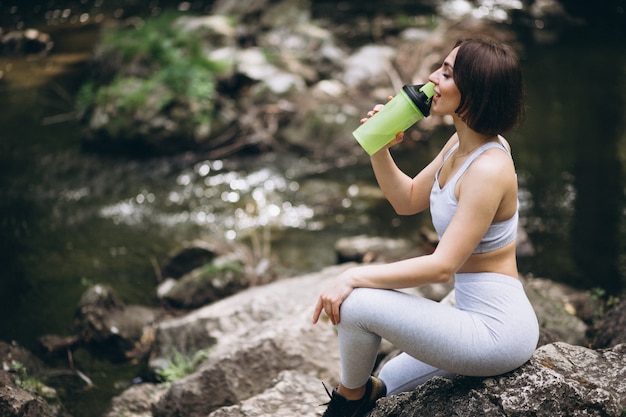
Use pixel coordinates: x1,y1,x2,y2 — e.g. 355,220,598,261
149,264,349,416
104,382,168,417
524,277,590,346
206,370,329,417
368,342,626,417
113,342,626,417
102,256,621,417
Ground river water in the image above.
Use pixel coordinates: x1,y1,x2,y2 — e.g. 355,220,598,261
0,1,624,416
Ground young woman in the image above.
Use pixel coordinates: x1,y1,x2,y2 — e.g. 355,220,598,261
312,37,539,417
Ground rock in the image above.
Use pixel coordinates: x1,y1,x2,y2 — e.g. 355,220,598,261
160,239,222,280
368,342,626,417
590,298,626,348
73,284,164,361
236,48,306,95
525,277,601,324
73,284,125,345
158,239,261,309
0,342,70,417
340,45,396,89
0,370,56,417
210,0,273,17
0,29,54,56
104,258,616,417
102,305,162,360
158,254,251,309
174,15,238,47
335,227,528,264
149,264,347,416
524,277,589,346
335,234,425,264
0,341,46,376
206,370,329,417
104,382,168,417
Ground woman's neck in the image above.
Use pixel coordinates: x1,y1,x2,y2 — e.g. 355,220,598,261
453,118,497,154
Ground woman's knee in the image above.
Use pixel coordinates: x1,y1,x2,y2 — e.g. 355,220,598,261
339,288,380,326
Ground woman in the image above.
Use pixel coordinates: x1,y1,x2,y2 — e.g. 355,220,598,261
312,37,539,417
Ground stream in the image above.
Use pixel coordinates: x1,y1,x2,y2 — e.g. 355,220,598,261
0,1,625,416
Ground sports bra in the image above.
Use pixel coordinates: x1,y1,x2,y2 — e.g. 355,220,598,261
430,139,518,254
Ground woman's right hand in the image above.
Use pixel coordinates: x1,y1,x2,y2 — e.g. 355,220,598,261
359,102,386,124
359,96,392,124
360,97,405,151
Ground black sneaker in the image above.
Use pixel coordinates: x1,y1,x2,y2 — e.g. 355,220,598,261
321,376,387,417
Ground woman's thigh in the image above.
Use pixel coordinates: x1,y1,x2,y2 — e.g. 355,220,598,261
340,288,479,372
340,283,536,377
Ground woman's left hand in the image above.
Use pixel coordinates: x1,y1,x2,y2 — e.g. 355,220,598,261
312,271,356,325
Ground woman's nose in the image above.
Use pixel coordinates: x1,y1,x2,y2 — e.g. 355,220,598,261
428,69,438,85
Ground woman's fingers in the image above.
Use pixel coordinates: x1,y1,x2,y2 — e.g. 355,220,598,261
360,103,387,124
392,131,405,144
313,297,342,325
312,298,323,324
330,302,340,325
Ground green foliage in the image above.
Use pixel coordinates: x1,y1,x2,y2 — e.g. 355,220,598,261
11,362,45,394
590,287,621,320
156,348,211,383
99,13,222,75
77,12,227,136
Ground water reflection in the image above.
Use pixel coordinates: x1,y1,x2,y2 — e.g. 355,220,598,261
515,30,625,293
94,154,330,248
569,43,624,294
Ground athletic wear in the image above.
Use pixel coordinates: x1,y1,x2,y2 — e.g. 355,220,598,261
430,140,518,253
334,138,538,396
339,274,539,395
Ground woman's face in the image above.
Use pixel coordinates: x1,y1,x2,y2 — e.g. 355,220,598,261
428,47,461,116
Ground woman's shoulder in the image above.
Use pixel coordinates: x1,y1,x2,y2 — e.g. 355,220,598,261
497,135,512,153
466,144,516,186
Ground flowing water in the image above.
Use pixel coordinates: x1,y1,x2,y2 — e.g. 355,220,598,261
0,1,625,416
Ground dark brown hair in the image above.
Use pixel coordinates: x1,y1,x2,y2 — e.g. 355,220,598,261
453,38,524,136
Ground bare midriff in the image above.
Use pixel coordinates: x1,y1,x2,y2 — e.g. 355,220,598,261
457,241,519,279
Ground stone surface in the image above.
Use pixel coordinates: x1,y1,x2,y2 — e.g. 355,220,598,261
368,342,626,417
149,264,349,416
0,371,55,417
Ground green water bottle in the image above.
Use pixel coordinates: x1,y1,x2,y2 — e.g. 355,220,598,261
352,82,435,155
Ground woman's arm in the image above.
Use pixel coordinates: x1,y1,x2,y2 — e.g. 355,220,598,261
370,134,458,215
363,148,515,288
313,149,515,325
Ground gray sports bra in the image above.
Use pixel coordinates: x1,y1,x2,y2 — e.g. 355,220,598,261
430,140,518,254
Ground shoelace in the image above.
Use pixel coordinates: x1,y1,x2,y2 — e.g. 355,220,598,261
320,381,334,406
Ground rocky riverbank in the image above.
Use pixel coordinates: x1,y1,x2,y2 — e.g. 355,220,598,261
1,0,625,416
1,233,625,416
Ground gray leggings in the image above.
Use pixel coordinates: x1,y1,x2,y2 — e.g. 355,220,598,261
337,273,539,395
